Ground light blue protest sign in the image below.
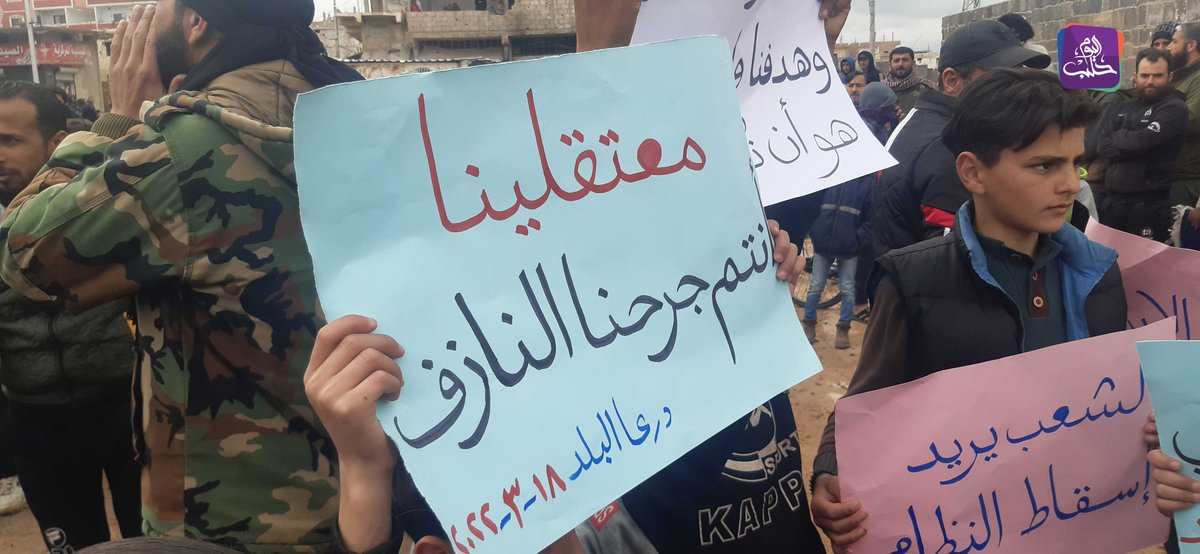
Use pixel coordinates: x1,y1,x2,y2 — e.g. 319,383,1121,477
294,37,819,553
1139,340,1200,553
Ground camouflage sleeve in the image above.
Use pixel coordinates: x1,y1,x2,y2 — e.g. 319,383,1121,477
0,126,188,311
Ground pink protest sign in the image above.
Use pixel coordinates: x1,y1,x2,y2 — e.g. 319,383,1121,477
1087,221,1200,339
836,319,1174,554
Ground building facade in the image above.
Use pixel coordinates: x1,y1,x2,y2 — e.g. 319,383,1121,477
1,0,141,31
0,26,104,104
332,0,575,64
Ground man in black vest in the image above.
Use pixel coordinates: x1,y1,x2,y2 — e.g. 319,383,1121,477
808,69,1128,551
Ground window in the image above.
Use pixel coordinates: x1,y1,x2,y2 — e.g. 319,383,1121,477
512,36,575,57
112,13,127,23
418,38,502,50
10,17,24,27
52,15,66,25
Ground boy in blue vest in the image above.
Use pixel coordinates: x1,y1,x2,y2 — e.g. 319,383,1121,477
808,68,1129,550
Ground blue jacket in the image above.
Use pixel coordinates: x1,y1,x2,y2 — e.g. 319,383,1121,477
956,203,1119,342
873,202,1126,379
809,173,876,256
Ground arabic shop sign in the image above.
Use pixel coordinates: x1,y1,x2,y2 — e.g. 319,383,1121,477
836,319,1172,554
1057,24,1124,91
294,37,821,554
631,0,897,206
0,42,90,67
1139,341,1200,554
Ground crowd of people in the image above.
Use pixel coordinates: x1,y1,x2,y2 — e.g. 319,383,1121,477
0,0,1195,553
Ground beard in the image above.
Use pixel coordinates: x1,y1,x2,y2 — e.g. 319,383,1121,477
891,65,912,79
1172,49,1192,71
1135,83,1173,103
156,22,192,91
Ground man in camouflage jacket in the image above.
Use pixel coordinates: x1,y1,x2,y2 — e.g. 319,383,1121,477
0,1,362,551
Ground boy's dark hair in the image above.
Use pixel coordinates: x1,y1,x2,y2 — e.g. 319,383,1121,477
997,13,1035,43
0,80,68,140
942,68,1098,166
890,46,915,61
1136,47,1171,70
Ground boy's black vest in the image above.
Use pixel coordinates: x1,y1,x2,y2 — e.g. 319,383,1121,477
876,222,1126,380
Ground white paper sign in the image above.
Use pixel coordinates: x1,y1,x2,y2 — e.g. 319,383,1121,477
633,0,898,206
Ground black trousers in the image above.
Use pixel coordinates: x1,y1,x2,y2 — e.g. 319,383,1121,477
0,394,16,479
8,389,143,552
1102,194,1171,242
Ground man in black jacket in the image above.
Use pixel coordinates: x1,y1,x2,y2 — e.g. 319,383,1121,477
1087,48,1187,241
870,20,1050,261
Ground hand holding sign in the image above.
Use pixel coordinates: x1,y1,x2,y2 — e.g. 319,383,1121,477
817,0,852,51
836,321,1173,554
304,315,403,553
1138,340,1200,552
633,0,896,204
1148,449,1200,517
295,37,820,553
810,473,868,549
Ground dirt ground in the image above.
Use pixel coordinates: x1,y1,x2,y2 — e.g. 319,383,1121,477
0,304,1169,553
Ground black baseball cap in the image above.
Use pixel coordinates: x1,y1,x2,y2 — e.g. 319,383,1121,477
938,20,1052,70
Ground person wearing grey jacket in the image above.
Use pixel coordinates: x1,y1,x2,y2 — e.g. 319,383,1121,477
0,80,142,552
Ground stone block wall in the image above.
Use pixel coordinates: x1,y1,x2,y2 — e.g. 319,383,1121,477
943,0,1200,79
406,0,574,38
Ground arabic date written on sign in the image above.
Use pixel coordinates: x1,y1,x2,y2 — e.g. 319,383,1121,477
443,398,673,554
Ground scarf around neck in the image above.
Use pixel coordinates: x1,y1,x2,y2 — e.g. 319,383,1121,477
883,72,929,92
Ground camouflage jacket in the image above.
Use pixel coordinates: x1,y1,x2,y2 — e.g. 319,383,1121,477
0,61,339,552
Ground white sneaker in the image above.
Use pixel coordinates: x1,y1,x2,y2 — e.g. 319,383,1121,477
0,476,27,515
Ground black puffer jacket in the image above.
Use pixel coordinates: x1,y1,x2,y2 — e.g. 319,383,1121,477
0,284,134,404
872,89,966,257
1087,91,1188,196
876,205,1127,377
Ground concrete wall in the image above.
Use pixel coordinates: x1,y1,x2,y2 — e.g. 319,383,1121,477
407,0,573,38
943,0,1200,78
346,0,573,60
313,18,363,59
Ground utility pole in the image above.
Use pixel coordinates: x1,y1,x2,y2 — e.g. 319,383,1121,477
868,0,875,56
23,0,38,84
333,4,341,59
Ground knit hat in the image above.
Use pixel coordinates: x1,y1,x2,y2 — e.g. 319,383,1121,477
859,82,897,110
1153,21,1176,44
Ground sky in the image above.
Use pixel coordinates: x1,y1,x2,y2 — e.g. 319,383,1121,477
838,0,970,53
310,0,1004,54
